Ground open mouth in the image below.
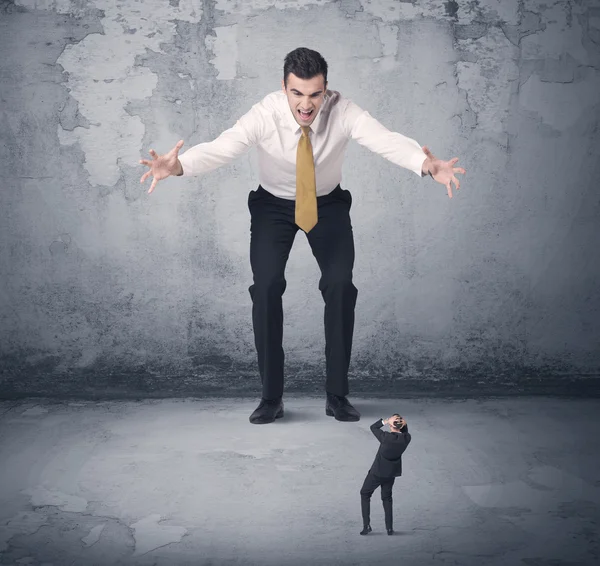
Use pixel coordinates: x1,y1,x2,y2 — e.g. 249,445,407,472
298,109,314,121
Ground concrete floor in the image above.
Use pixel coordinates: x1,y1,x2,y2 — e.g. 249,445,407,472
0,396,599,566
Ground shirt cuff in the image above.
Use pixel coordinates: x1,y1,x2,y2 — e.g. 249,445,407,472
419,155,429,177
177,151,195,177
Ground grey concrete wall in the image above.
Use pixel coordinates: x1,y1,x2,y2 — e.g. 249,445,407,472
1,0,599,398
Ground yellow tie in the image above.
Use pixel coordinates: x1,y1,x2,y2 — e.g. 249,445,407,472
295,126,318,233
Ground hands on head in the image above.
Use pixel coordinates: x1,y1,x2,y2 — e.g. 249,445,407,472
383,416,406,430
422,146,466,199
139,140,185,194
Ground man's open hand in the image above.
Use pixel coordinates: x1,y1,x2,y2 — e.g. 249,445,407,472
139,140,185,194
422,146,466,199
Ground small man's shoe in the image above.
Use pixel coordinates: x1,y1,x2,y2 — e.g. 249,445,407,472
387,528,394,535
326,392,360,422
249,398,284,424
360,525,372,535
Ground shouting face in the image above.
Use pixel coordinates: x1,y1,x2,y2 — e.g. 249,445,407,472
282,72,327,127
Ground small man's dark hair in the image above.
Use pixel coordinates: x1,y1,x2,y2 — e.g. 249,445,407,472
283,47,328,87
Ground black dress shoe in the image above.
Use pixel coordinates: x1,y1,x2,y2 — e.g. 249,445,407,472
360,525,372,535
249,398,284,424
387,528,394,535
325,393,360,421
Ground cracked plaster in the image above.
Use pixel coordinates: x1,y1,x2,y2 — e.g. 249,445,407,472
456,27,520,136
519,69,600,131
215,0,331,16
130,514,187,556
2,0,599,394
521,2,592,63
16,0,203,187
81,523,106,546
25,487,88,513
206,24,239,80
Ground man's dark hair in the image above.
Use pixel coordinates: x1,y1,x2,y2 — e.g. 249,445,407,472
283,47,328,87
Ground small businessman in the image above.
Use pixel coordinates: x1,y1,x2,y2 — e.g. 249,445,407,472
360,414,411,535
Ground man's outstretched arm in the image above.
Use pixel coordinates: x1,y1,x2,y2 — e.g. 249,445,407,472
343,100,465,198
140,102,264,193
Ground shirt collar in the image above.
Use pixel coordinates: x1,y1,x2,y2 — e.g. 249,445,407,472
284,105,302,134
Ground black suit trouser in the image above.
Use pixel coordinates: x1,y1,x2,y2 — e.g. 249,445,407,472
247,185,358,400
360,469,396,529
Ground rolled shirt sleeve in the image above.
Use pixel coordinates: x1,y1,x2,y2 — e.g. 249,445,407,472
343,100,426,177
178,103,265,177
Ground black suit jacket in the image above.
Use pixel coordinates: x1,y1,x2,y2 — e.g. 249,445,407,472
369,419,411,478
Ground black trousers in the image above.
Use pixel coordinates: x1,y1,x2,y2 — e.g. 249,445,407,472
360,470,396,529
247,185,358,400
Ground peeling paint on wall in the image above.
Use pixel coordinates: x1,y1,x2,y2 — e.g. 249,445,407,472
215,0,331,16
206,24,239,80
1,0,599,395
456,28,520,137
16,0,203,187
520,71,600,131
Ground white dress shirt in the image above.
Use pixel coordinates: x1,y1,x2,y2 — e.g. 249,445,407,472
178,90,427,200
